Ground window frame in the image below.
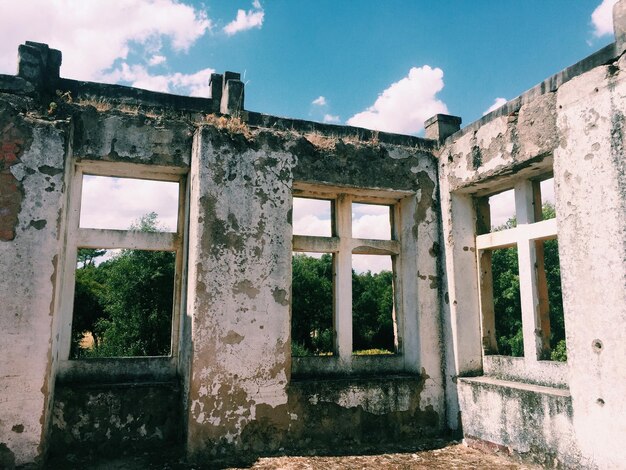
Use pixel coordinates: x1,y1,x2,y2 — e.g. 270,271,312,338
291,185,416,376
56,161,188,380
475,176,565,371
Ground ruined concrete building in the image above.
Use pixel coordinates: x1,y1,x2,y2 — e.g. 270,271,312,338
1,2,625,469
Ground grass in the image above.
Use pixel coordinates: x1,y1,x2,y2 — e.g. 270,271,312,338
353,348,394,356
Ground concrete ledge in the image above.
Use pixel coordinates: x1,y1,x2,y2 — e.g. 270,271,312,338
458,376,581,467
56,357,177,384
482,355,569,388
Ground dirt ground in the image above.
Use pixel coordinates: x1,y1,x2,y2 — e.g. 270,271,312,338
44,442,540,470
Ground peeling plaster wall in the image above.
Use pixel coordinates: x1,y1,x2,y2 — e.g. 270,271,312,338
438,44,626,467
187,127,295,459
72,108,192,167
49,382,181,456
186,127,444,464
552,57,626,470
458,377,579,468
0,98,68,466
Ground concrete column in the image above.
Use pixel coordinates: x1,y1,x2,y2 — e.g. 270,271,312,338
614,0,626,55
185,127,293,461
553,57,626,469
208,73,223,113
17,41,61,91
220,71,245,116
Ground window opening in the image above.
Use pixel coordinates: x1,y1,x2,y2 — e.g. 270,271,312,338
490,247,523,357
291,192,402,369
352,254,395,355
292,197,332,237
71,246,175,359
538,238,566,361
538,177,556,220
352,202,392,240
487,189,516,231
291,252,334,357
476,178,565,362
60,164,186,365
79,175,179,232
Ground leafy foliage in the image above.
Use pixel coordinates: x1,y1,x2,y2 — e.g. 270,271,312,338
71,213,175,358
291,253,334,355
492,246,523,356
490,203,566,361
291,253,395,356
352,269,394,353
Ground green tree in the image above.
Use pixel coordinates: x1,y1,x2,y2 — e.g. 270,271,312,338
91,248,175,357
71,212,175,358
352,269,394,353
77,248,106,268
291,253,334,355
71,263,108,357
290,253,395,356
490,203,566,360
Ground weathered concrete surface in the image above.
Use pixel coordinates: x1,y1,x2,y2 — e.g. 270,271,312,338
49,382,181,457
185,125,444,464
0,98,68,466
438,38,626,470
186,126,296,461
552,56,626,470
458,377,577,468
72,108,193,167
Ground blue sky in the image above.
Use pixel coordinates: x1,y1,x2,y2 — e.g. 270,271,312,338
0,0,616,272
0,0,618,134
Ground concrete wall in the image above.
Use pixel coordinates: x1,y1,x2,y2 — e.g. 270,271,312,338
0,95,69,467
1,54,444,466
438,33,626,469
185,125,443,464
552,54,626,469
1,19,626,467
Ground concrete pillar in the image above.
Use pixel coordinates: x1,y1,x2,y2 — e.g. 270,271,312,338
185,127,292,461
424,114,462,141
220,71,245,116
209,73,223,113
17,41,61,91
614,0,626,55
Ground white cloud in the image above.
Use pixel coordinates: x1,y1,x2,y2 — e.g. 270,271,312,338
323,114,340,124
489,189,516,229
483,97,507,116
293,197,332,236
347,66,448,135
592,0,617,37
102,63,215,97
0,0,211,80
292,198,392,273
312,96,327,106
148,54,167,66
353,254,392,274
223,1,264,36
80,176,179,232
352,204,391,239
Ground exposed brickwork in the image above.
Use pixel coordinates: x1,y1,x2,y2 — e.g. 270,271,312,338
0,114,29,241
